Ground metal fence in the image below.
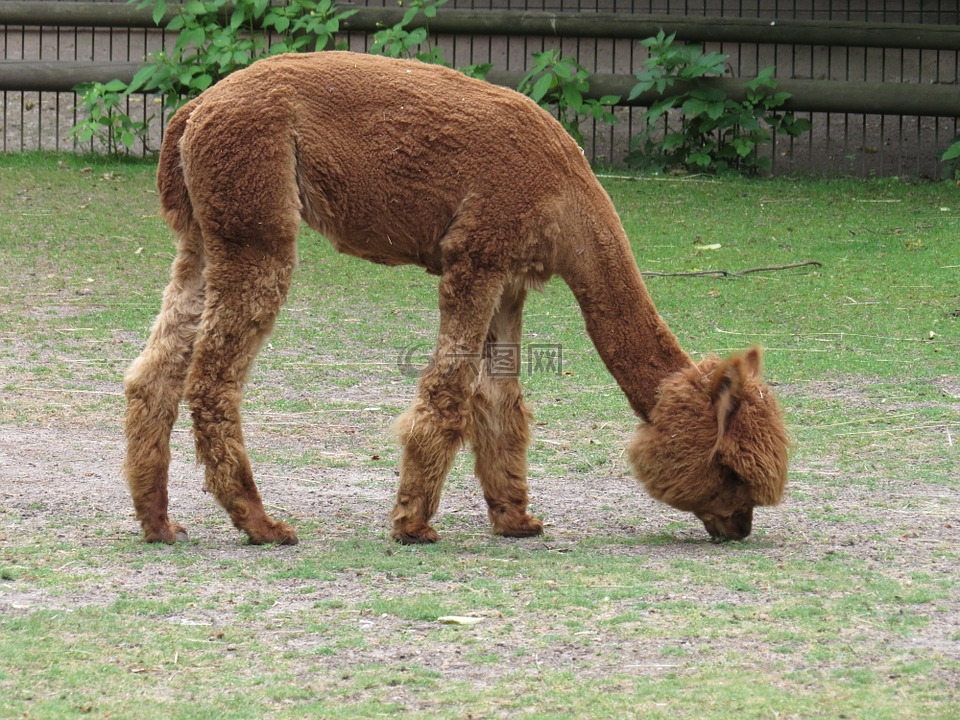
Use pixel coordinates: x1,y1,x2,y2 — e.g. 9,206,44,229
3,0,959,177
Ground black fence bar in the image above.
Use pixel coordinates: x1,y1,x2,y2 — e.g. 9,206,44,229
1,2,958,51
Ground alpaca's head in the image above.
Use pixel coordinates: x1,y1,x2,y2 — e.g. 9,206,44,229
628,348,788,541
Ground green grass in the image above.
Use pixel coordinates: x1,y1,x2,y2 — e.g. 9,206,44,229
1,152,958,719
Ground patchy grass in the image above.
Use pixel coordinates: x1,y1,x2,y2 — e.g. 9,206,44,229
1,152,958,719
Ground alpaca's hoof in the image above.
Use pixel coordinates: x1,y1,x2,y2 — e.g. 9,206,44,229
246,520,299,546
495,515,544,538
143,522,189,544
392,522,440,545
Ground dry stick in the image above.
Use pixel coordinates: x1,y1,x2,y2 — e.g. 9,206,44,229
641,260,822,278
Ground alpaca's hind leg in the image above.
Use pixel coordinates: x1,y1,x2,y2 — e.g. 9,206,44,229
123,228,205,543
185,238,298,545
391,259,509,545
470,280,543,538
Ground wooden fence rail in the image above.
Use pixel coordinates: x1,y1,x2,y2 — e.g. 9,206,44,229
3,61,959,119
1,2,958,50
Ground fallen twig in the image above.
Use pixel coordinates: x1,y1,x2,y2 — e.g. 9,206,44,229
641,260,822,278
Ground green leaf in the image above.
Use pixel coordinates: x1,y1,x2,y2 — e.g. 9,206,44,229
681,97,709,117
182,27,206,48
662,133,686,150
561,82,583,112
754,65,777,88
193,73,214,91
689,150,713,167
184,1,206,15
406,27,428,46
738,114,761,132
733,139,754,157
698,50,727,74
768,91,791,107
152,0,168,26
127,65,158,93
461,63,492,80
529,73,554,104
230,5,246,30
553,61,575,81
705,101,727,121
637,98,675,126
628,81,651,100
941,142,960,161
103,79,129,93
692,87,726,103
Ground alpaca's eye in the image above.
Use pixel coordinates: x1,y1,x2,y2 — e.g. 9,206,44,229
723,467,745,487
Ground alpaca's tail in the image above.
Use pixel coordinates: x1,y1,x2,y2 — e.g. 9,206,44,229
156,98,201,236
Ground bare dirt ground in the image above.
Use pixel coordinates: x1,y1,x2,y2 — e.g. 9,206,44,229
2,375,958,697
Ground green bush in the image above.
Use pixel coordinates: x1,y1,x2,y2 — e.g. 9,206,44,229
71,0,355,151
518,50,619,147
627,31,811,174
70,4,810,174
367,0,491,78
70,79,150,154
368,0,446,65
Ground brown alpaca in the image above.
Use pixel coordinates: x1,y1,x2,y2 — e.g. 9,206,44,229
123,51,788,546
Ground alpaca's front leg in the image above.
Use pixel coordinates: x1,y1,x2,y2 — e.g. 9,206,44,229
390,388,467,544
391,248,509,544
469,280,543,538
391,332,481,543
470,373,543,538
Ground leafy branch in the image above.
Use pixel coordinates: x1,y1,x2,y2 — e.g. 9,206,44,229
71,0,355,152
518,50,619,147
627,31,811,174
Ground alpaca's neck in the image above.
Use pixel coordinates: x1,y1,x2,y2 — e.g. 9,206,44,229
557,188,693,421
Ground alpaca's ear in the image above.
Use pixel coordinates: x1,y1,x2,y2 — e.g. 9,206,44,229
743,346,763,378
710,353,747,445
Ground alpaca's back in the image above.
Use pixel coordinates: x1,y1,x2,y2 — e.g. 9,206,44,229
159,52,594,274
